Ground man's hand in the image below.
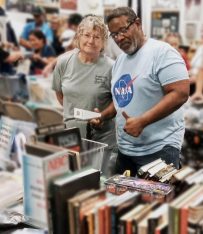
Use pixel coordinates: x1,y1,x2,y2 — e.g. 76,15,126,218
89,108,103,129
122,111,145,137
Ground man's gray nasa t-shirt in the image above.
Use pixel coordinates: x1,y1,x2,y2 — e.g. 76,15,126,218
111,38,189,156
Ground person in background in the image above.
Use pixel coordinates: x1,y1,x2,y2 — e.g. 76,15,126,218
42,13,83,76
0,46,23,73
190,32,203,101
164,32,190,71
60,13,83,51
52,15,116,176
19,6,53,50
104,7,189,176
0,7,19,49
28,30,56,75
49,14,65,56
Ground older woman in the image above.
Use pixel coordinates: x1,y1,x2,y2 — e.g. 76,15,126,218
52,15,116,175
29,29,56,74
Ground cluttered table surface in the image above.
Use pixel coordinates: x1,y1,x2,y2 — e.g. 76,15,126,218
26,75,63,112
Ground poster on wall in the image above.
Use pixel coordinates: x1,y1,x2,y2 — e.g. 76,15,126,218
151,0,180,9
60,0,77,12
185,22,197,40
184,0,201,21
6,0,34,13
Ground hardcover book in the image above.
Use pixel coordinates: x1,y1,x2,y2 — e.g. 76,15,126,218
51,168,100,234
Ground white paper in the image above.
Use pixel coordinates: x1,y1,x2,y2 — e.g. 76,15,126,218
74,108,101,120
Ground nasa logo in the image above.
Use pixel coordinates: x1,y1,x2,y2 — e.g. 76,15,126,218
113,74,135,107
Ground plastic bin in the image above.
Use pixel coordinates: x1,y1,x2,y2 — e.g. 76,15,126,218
79,138,107,171
0,74,29,102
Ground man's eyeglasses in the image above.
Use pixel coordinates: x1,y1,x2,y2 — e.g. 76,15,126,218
110,21,135,40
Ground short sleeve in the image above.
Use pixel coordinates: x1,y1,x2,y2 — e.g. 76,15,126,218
52,50,75,92
21,23,32,40
52,59,63,92
158,63,189,86
155,46,189,85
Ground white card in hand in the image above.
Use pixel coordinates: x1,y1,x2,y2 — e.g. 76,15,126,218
74,108,101,120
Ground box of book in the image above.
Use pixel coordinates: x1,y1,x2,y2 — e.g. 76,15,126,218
22,141,71,232
36,127,107,171
105,175,174,199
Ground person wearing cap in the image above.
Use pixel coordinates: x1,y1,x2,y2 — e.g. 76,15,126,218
103,7,189,176
19,6,53,50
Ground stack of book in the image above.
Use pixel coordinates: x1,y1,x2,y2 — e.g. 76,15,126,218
169,184,203,234
138,158,178,183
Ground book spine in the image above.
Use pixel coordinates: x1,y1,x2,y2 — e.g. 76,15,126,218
174,207,180,234
132,220,138,234
180,207,188,234
118,219,125,234
148,218,159,234
98,207,104,234
105,205,111,234
111,206,116,234
126,220,132,234
168,206,174,234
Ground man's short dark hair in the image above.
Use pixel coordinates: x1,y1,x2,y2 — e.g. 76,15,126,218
32,6,45,16
67,13,83,26
106,7,137,24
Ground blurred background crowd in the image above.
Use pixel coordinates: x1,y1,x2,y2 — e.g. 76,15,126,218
0,0,203,100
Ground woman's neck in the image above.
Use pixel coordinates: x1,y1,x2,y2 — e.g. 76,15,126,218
78,51,99,64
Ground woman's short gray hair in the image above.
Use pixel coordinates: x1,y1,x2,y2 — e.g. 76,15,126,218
74,15,108,50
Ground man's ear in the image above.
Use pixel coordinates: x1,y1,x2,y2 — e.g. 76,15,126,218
135,18,141,25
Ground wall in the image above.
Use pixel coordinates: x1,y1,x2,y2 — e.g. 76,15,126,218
7,11,33,41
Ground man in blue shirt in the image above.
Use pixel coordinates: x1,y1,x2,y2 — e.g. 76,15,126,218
103,7,190,176
19,6,53,50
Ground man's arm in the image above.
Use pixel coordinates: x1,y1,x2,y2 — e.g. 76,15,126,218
5,51,23,63
19,38,32,50
101,102,116,120
90,102,116,127
42,58,57,77
123,79,189,137
55,91,63,106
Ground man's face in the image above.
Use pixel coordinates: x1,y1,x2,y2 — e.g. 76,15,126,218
33,14,44,25
108,15,144,55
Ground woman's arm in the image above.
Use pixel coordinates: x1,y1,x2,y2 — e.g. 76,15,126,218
55,91,63,106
